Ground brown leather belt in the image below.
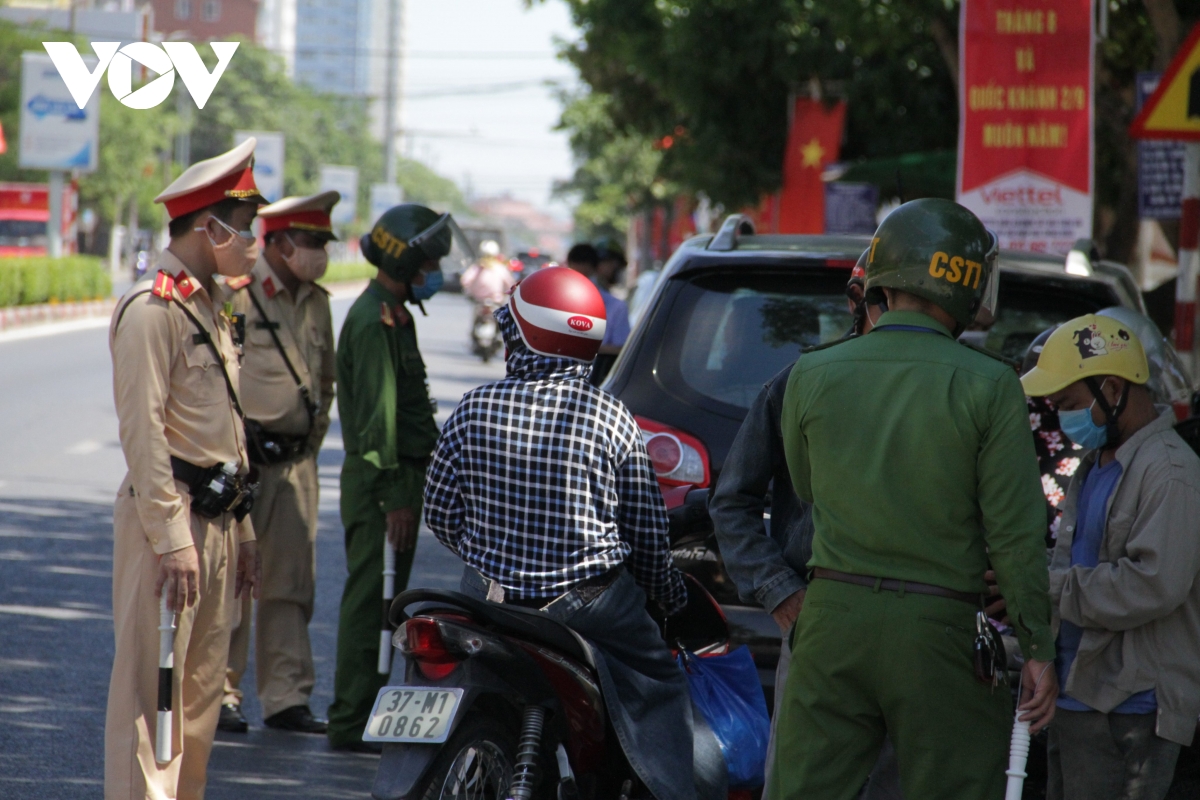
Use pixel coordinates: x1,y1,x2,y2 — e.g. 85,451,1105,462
812,568,981,606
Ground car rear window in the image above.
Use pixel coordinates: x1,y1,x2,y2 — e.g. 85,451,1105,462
977,272,1116,361
668,271,853,409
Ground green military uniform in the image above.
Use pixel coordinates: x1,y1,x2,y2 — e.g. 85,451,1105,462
770,199,1055,800
326,278,439,747
773,311,1055,799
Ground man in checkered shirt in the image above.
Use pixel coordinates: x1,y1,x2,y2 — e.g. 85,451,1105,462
424,267,697,800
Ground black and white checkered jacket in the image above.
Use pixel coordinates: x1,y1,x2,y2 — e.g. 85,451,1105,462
424,305,686,613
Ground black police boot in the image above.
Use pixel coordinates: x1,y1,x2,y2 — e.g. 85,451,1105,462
264,705,328,734
218,703,248,733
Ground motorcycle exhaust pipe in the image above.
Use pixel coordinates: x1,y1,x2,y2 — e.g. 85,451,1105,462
155,594,176,764
378,543,397,675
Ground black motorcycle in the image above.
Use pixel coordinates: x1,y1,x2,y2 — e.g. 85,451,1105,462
471,301,504,363
369,489,728,800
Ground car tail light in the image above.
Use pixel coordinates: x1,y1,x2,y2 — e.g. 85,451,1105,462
636,416,710,487
509,258,523,271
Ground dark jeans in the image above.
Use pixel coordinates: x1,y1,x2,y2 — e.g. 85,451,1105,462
1047,708,1181,800
461,567,703,800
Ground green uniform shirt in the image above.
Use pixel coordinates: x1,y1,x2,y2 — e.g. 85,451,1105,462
336,279,440,511
781,310,1055,660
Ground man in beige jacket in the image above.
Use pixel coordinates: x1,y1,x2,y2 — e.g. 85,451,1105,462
220,192,339,734
107,139,264,799
1023,314,1200,800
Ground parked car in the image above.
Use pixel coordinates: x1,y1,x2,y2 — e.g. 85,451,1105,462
601,215,1155,697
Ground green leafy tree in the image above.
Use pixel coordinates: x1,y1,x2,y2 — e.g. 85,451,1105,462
554,91,671,239
0,20,49,183
543,0,1197,262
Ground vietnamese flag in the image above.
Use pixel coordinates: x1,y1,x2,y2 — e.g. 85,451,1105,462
778,98,846,234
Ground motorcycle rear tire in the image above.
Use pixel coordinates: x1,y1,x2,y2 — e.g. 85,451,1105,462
418,714,518,800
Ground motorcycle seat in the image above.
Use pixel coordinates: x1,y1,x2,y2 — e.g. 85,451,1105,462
392,589,597,669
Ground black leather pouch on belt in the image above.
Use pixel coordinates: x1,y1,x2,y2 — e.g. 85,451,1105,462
244,420,308,466
171,456,259,521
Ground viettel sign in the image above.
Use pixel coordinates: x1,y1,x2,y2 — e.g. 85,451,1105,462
42,41,238,110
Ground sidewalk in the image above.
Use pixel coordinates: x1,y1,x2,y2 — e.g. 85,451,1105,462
0,280,369,344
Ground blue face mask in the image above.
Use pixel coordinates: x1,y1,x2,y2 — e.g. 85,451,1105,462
411,269,444,301
1058,403,1109,450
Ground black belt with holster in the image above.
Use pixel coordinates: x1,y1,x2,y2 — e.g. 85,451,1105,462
170,456,258,521
244,420,308,466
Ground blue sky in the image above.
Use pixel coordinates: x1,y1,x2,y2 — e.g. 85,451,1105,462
403,0,578,215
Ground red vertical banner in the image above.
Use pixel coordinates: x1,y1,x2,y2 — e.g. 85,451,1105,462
778,99,846,234
957,0,1094,253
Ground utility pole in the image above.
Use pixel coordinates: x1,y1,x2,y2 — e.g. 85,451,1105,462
382,0,403,186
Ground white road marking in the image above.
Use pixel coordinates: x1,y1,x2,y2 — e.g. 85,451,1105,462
65,439,103,455
0,605,111,621
41,565,112,578
0,316,111,345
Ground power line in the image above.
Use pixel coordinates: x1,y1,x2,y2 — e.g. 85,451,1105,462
405,79,563,99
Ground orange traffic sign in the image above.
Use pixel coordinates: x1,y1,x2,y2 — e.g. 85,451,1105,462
1130,22,1200,141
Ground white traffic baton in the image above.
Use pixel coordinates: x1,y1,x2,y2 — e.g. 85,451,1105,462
155,594,177,764
1004,711,1031,800
378,542,397,675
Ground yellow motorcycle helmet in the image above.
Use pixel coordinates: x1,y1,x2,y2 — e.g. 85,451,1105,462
1021,313,1150,398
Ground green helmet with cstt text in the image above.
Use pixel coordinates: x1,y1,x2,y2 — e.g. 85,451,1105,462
360,203,455,283
864,198,999,330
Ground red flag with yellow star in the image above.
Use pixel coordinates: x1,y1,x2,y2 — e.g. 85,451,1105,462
778,98,846,234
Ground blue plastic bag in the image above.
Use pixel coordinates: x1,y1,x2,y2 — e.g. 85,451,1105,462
679,646,770,789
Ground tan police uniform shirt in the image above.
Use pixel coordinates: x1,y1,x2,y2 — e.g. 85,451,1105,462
226,255,336,448
109,250,255,554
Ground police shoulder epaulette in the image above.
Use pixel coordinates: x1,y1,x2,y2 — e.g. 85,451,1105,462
958,340,1020,369
150,270,176,300
225,274,253,290
800,334,858,355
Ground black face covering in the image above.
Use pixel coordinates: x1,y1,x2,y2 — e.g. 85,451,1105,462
1084,376,1130,450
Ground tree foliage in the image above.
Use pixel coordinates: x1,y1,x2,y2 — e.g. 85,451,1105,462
0,28,462,241
544,0,1197,261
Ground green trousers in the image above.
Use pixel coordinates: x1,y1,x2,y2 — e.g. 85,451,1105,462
326,460,417,747
768,578,1012,800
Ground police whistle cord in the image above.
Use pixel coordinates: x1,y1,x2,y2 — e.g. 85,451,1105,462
378,543,397,675
1005,661,1052,800
155,594,177,764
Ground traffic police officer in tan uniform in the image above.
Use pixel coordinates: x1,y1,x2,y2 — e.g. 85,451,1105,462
106,139,264,799
219,192,339,735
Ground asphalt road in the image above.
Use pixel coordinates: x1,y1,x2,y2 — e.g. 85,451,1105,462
0,289,505,799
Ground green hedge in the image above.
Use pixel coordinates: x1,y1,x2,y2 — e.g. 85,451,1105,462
319,261,376,285
0,256,112,308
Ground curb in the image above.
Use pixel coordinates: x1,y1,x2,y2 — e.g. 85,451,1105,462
0,299,117,333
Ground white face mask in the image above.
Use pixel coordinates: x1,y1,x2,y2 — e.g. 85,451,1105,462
197,217,258,278
282,233,329,282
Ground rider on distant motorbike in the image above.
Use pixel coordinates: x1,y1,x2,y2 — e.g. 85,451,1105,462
459,240,516,306
424,266,697,800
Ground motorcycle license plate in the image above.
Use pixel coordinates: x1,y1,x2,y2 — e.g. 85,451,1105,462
362,687,464,744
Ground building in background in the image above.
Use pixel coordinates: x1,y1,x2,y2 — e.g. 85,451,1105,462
257,0,296,76
471,194,571,259
149,0,258,41
293,0,403,143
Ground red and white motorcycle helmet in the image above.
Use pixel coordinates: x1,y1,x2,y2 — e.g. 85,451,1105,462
509,266,607,361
